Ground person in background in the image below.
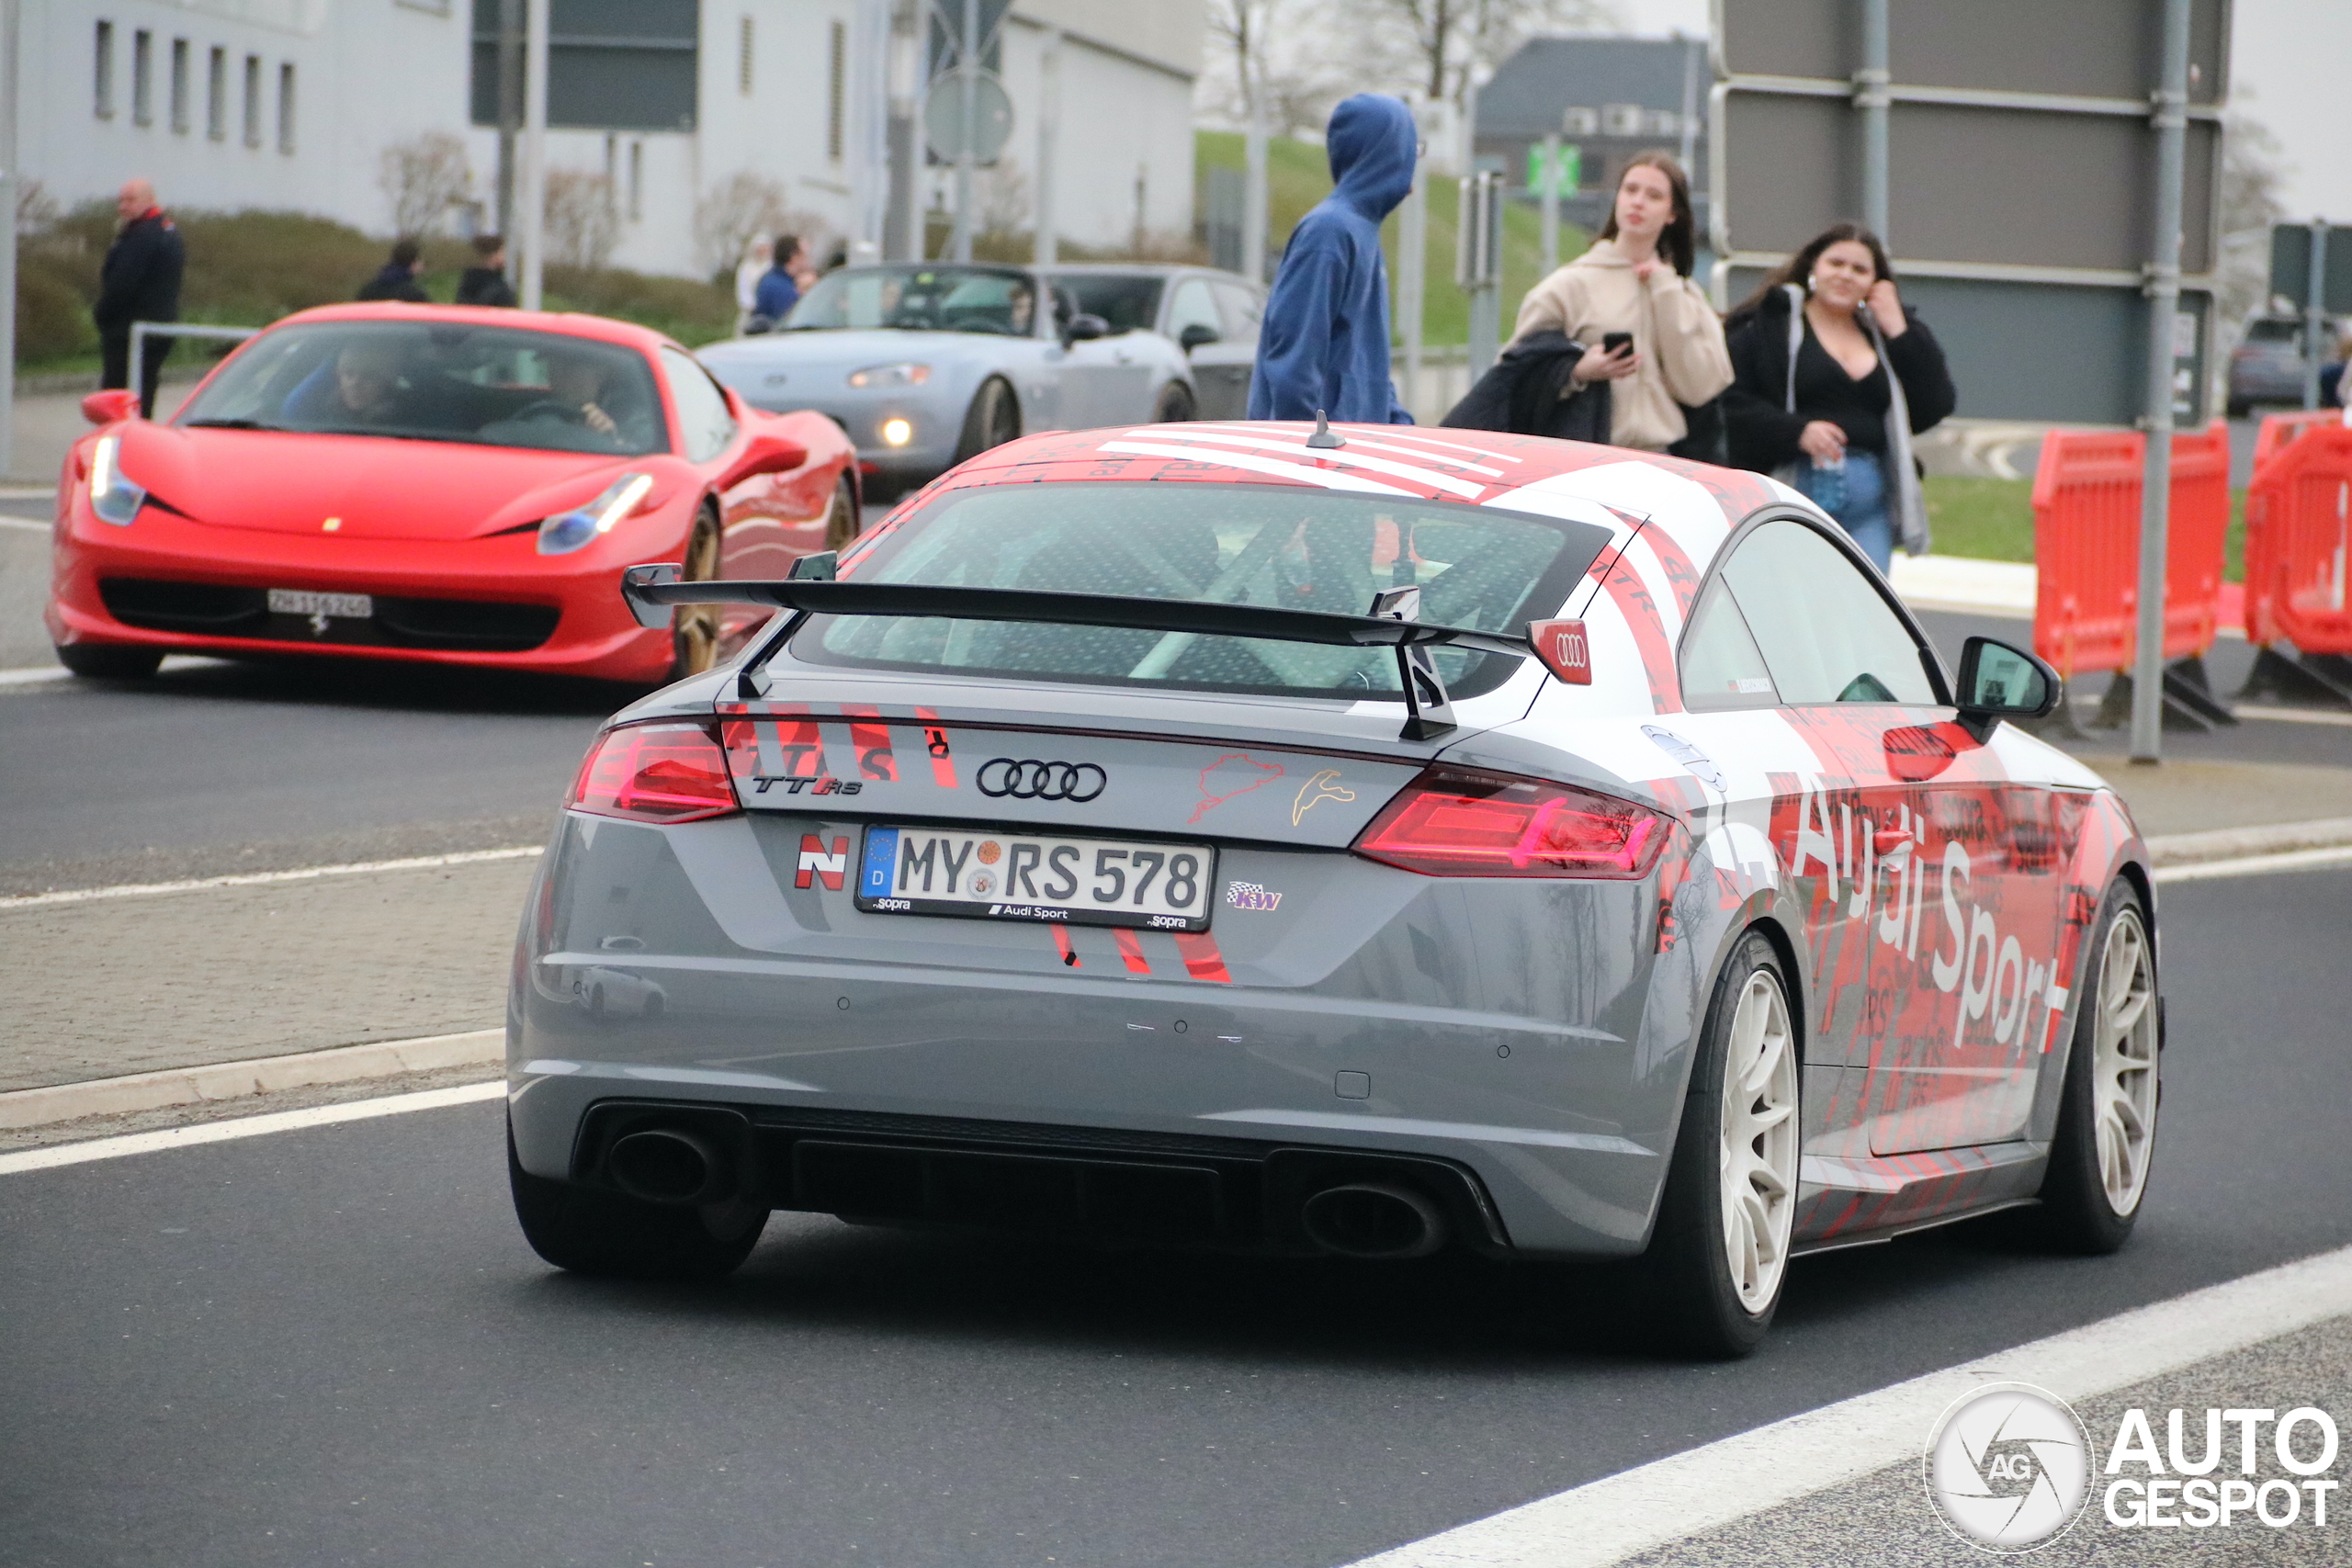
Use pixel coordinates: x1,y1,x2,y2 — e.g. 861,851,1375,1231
93,177,185,419
456,235,517,308
1722,222,1956,571
1249,93,1419,424
751,235,806,330
357,239,430,303
734,234,773,331
1510,152,1730,456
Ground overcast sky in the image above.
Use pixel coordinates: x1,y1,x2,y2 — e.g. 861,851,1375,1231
1612,0,2350,223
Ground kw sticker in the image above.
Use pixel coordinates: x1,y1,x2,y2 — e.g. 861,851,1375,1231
1225,881,1282,911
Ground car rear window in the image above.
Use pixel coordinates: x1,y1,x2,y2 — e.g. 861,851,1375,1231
2245,320,2301,344
1052,274,1165,335
175,321,668,455
790,483,1611,703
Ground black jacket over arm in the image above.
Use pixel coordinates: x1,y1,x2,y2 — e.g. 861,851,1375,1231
1722,291,1955,473
93,214,187,336
1440,331,1611,444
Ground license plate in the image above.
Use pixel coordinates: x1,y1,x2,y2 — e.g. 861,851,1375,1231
856,826,1216,931
267,588,373,619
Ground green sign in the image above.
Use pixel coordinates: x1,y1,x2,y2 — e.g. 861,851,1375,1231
1526,143,1581,197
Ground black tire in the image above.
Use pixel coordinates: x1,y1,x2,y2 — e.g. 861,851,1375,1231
1640,931,1802,1359
667,502,724,680
2036,879,2160,1254
508,1122,766,1280
1152,381,1196,423
952,377,1020,463
822,473,861,554
55,643,164,680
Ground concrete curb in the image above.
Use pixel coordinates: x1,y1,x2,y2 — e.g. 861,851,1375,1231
2145,815,2352,867
0,1029,501,1131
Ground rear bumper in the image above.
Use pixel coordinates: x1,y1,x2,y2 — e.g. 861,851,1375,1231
505,810,1685,1259
45,494,683,681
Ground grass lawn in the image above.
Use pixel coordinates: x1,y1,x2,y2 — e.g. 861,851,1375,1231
1195,130,1584,348
1922,476,2249,579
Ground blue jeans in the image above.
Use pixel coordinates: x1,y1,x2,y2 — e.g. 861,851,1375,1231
1795,447,1893,572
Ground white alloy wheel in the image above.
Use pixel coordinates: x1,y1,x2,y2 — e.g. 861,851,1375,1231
2092,909,2159,1215
1719,970,1799,1315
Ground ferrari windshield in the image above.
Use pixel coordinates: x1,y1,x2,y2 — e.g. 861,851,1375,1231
175,321,668,456
792,484,1611,702
785,266,1041,336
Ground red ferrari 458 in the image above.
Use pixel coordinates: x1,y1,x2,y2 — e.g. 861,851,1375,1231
47,303,857,683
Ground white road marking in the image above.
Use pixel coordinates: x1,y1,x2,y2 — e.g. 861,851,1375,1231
0,1080,503,1177
0,844,543,910
1345,1243,2352,1568
0,514,50,532
2152,843,2352,883
2236,704,2352,728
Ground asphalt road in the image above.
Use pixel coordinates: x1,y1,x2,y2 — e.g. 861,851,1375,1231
4,866,2347,1568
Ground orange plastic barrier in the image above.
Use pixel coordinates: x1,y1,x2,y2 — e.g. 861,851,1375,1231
2250,409,2343,473
2031,423,2232,678
2243,422,2352,654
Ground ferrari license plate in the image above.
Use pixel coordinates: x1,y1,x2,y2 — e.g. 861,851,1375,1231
267,588,373,620
856,826,1216,931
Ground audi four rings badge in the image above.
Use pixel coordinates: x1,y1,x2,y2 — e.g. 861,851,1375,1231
976,759,1108,802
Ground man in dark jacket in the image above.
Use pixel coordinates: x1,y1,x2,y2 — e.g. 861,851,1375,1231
1248,95,1418,424
455,234,517,307
93,178,186,418
357,239,430,303
750,235,804,329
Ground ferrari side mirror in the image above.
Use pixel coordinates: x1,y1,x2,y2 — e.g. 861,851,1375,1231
83,389,141,426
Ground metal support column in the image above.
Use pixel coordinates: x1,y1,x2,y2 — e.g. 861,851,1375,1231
951,0,978,263
1539,131,1560,275
2130,0,2194,763
1857,0,1890,240
1035,28,1060,265
1242,70,1268,283
517,0,549,310
1459,171,1502,378
2304,220,2330,411
883,0,920,262
1398,129,1426,417
0,0,18,475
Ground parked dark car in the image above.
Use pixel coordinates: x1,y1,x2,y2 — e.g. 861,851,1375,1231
2228,315,2342,417
1038,264,1268,422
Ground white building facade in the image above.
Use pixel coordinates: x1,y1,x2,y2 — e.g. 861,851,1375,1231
19,0,1202,277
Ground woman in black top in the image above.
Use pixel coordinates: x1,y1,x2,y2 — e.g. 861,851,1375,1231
1723,224,1955,571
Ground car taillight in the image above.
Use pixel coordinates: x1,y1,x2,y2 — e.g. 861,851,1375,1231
1353,766,1668,879
569,722,740,823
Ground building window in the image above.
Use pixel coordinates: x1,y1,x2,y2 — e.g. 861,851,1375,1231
277,62,296,153
94,22,115,119
738,15,752,95
170,39,189,133
242,53,261,146
827,19,845,162
628,140,643,220
207,47,226,140
132,29,153,125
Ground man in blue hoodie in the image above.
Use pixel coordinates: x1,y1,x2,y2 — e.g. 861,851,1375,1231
1248,94,1419,424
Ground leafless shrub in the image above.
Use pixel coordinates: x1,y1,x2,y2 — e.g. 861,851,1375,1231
693,172,796,278
378,131,475,239
544,168,620,271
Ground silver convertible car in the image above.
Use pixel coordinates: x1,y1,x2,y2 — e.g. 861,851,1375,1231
505,422,2164,1357
698,263,1198,496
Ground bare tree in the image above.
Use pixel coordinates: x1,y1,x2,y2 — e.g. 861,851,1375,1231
544,168,621,270
1201,0,1341,134
1359,0,1616,105
692,171,797,278
978,156,1031,240
378,131,474,238
2213,103,2291,395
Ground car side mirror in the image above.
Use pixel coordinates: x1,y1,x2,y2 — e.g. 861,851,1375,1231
1061,312,1109,346
719,429,808,490
83,389,141,425
1954,635,2063,739
1179,322,1221,353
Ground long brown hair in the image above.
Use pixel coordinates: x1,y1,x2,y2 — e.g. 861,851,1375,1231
1731,222,1895,321
1598,151,1697,277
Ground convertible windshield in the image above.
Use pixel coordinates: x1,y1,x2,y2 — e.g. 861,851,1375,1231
792,484,1610,701
785,265,1041,336
175,321,668,456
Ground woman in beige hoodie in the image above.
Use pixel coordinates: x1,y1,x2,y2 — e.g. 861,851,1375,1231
1510,152,1732,453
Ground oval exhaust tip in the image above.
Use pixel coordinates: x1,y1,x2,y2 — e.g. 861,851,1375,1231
607,1127,725,1205
1300,1181,1446,1260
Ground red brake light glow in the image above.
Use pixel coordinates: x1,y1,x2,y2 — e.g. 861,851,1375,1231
1353,766,1668,879
570,722,741,823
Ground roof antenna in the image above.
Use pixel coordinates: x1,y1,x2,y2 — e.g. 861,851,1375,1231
1305,409,1345,449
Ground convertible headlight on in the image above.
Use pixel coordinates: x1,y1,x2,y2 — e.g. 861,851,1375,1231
847,362,931,389
537,472,655,556
87,434,148,526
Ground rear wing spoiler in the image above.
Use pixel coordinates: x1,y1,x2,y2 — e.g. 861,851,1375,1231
621,557,1531,739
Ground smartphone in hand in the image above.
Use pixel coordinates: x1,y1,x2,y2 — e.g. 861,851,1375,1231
1601,332,1634,356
